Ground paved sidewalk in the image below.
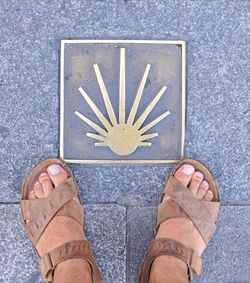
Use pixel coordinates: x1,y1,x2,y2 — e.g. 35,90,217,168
0,1,249,283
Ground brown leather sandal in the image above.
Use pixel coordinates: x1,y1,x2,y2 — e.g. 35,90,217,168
138,158,220,283
20,158,102,283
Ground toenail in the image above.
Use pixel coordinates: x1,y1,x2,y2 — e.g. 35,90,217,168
48,164,61,176
180,164,194,175
34,182,40,186
202,181,209,188
195,171,203,178
29,190,35,198
40,173,47,177
207,190,213,194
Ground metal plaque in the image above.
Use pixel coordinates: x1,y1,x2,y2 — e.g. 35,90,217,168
60,40,186,164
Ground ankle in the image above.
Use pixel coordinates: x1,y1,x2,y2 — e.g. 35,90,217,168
36,216,84,256
54,258,92,283
149,255,189,283
156,218,206,256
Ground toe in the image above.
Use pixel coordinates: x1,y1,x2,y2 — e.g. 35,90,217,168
34,181,45,198
47,164,68,187
203,189,214,201
174,164,195,187
189,171,203,196
29,190,36,199
197,180,209,200
39,173,53,197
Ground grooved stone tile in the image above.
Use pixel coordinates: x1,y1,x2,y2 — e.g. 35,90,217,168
127,206,156,283
0,2,249,283
0,204,126,283
128,206,250,283
0,1,249,204
73,165,170,204
194,206,250,283
85,204,126,283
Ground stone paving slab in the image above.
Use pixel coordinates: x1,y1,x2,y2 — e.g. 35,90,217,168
127,206,250,283
0,204,126,283
0,1,249,204
1,203,250,282
127,206,155,283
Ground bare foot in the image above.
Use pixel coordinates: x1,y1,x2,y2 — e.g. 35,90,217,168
28,164,92,283
150,164,214,283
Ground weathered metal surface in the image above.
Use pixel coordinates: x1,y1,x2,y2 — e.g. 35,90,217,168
60,40,186,163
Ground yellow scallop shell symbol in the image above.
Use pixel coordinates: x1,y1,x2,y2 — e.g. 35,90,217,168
75,48,171,156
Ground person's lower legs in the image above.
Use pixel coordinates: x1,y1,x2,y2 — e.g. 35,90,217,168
145,163,215,282
149,256,189,283
27,164,95,283
54,259,92,283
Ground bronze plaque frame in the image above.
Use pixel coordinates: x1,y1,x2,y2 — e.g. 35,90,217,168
60,40,186,164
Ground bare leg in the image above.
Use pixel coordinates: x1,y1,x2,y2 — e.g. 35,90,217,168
149,256,188,283
29,164,94,283
54,259,92,283
149,164,214,283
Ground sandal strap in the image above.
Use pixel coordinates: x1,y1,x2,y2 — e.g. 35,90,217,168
157,176,218,245
40,240,102,283
25,177,79,245
138,238,202,283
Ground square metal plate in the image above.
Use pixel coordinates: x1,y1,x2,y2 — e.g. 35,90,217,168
60,40,186,164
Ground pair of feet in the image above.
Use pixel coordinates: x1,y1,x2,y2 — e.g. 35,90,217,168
29,163,214,282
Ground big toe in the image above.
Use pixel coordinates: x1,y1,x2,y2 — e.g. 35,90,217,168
174,164,195,187
28,164,69,201
47,164,68,187
174,163,214,202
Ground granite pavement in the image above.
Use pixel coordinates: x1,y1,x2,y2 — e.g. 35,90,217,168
0,1,249,282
